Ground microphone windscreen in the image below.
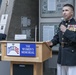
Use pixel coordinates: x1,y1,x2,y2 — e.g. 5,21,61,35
61,18,64,21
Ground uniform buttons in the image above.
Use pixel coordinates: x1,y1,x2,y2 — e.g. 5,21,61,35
72,50,74,52
66,23,68,25
62,38,64,40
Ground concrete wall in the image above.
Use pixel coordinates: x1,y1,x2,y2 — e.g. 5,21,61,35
0,61,10,75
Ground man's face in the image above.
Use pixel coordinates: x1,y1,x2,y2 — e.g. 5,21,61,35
62,6,73,20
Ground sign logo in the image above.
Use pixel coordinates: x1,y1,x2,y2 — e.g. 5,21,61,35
7,43,20,56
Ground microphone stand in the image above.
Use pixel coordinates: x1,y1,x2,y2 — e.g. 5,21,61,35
35,25,37,42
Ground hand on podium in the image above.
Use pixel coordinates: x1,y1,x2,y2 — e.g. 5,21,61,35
46,41,53,47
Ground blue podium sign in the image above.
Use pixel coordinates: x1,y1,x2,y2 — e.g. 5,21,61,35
20,43,36,57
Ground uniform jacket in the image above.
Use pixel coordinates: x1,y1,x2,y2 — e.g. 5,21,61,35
51,18,76,66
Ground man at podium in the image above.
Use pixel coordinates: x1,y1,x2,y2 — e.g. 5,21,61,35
46,4,76,75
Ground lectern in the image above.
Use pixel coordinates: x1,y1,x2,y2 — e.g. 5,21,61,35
1,41,52,75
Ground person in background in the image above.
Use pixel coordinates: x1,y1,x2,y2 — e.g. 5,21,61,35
46,4,76,75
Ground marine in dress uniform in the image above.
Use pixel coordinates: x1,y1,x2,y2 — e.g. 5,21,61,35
46,4,76,75
51,18,76,75
57,18,76,66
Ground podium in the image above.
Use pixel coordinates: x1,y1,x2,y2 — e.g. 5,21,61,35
1,41,52,75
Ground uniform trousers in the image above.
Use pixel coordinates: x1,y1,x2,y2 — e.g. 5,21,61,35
57,64,76,75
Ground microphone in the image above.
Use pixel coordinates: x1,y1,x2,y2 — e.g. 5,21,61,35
61,17,64,24
61,18,64,34
61,17,64,20
61,17,67,26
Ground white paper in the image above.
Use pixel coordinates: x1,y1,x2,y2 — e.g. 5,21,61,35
0,14,8,24
47,0,56,11
0,24,6,33
15,34,27,40
0,14,8,33
43,26,54,41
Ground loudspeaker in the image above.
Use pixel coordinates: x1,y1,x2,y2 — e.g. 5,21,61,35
13,64,33,75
